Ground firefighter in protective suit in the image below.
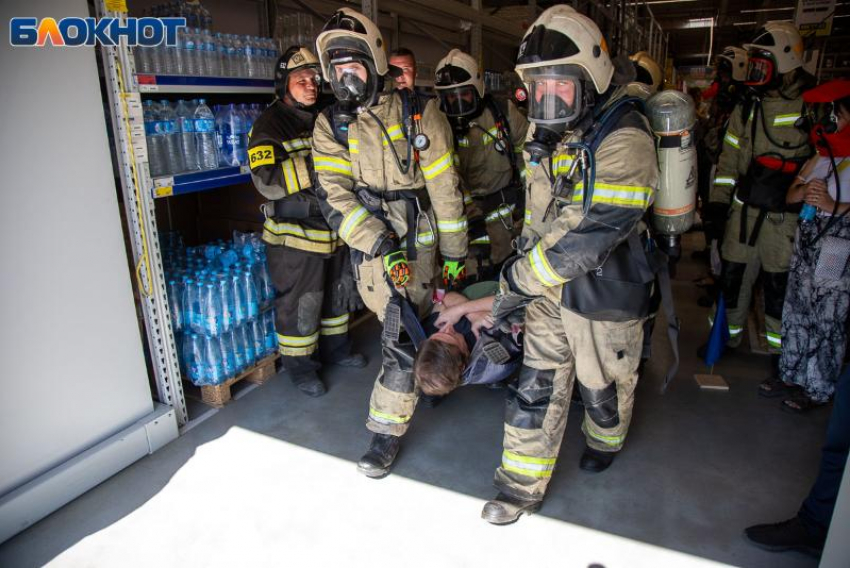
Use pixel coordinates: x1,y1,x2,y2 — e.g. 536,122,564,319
482,5,659,524
434,49,529,279
312,8,468,478
704,22,813,371
247,46,366,398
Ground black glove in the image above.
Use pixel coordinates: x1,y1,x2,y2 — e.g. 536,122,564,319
703,202,730,243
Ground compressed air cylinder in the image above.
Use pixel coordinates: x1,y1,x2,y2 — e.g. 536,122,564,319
646,90,698,236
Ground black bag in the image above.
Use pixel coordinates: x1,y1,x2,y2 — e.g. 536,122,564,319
736,155,804,213
561,231,665,322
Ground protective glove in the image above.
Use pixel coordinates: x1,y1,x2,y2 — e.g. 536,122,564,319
333,258,365,313
442,258,466,291
383,250,411,287
702,201,730,243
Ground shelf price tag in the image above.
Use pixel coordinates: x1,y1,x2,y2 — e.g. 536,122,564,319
154,186,174,198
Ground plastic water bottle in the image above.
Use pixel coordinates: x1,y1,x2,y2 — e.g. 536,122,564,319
167,279,184,332
218,331,236,379
144,101,166,177
183,333,205,385
240,267,260,320
202,29,218,76
240,324,257,365
230,268,247,325
245,36,259,78
214,273,233,332
238,103,256,134
226,34,239,77
183,278,199,332
202,335,225,385
253,254,274,303
173,27,187,75
800,203,817,222
159,100,185,174
201,283,223,336
135,45,153,74
249,317,265,359
216,33,229,77
230,325,247,371
216,104,248,167
176,100,199,171
263,309,277,354
217,249,240,269
194,99,218,170
193,28,206,76
235,35,248,77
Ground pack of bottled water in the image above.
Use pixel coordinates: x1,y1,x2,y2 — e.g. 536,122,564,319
145,99,265,177
160,231,278,387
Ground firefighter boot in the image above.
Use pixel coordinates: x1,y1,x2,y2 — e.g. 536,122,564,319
291,371,327,398
481,492,543,525
335,353,368,368
357,433,401,478
579,445,616,473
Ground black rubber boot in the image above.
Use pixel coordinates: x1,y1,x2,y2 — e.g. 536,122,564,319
357,433,401,479
335,353,368,368
291,371,326,397
579,445,616,473
481,492,543,525
744,517,825,557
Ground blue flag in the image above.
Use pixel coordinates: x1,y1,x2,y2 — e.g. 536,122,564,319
704,293,731,367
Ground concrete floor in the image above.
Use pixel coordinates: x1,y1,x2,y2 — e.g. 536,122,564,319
0,234,832,568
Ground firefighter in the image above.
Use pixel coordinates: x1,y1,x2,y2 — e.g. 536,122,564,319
434,49,529,280
247,46,366,398
312,8,468,478
703,23,813,375
482,5,660,524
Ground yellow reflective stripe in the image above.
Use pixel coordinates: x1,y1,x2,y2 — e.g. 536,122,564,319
708,315,743,336
585,422,624,447
348,138,359,155
724,131,740,149
749,108,755,123
457,137,470,148
462,190,473,206
321,314,349,327
766,332,782,346
482,126,499,145
282,159,300,194
314,156,353,176
574,182,653,208
437,216,468,233
714,176,736,186
402,231,436,248
733,193,745,206
773,114,800,126
279,344,316,357
421,151,453,180
501,450,556,478
281,137,311,152
340,205,370,241
485,204,515,223
321,314,349,336
381,124,405,145
263,219,337,242
529,241,566,287
277,331,319,347
369,407,411,424
524,208,531,224
553,155,574,176
470,235,491,245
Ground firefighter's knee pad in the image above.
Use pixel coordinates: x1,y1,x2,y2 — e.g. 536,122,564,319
762,271,789,320
380,367,415,393
579,381,620,429
298,291,323,335
506,366,555,430
720,261,747,309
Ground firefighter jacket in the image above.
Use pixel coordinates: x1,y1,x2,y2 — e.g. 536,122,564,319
709,73,812,207
510,87,659,304
248,100,343,255
456,99,529,206
312,91,468,261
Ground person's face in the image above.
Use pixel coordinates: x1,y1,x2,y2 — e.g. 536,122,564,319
533,78,576,106
836,104,850,133
389,54,416,91
334,61,368,82
445,89,475,107
430,326,470,358
287,68,319,106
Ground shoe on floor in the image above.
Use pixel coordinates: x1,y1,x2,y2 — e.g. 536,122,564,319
356,433,401,479
291,372,326,397
744,516,825,557
335,353,368,368
781,394,829,414
481,492,542,525
579,446,616,473
758,377,800,399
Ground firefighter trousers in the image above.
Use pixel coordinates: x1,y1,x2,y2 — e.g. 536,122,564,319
715,202,796,353
494,297,645,501
267,245,353,376
357,240,438,437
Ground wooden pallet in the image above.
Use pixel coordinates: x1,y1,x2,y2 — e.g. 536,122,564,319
201,353,279,407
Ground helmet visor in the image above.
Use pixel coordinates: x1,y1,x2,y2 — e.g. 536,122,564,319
525,67,582,126
438,85,480,117
328,54,378,106
745,55,774,86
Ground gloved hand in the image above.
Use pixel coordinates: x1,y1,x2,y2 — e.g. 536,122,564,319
442,258,466,290
383,250,411,287
702,201,730,243
334,257,365,313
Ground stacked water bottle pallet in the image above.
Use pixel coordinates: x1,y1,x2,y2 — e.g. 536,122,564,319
199,352,279,407
161,231,280,403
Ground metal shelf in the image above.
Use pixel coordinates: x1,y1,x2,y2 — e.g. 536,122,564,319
137,74,274,94
152,165,251,198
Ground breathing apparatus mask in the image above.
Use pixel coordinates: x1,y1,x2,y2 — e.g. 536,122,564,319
745,49,781,91
523,65,587,165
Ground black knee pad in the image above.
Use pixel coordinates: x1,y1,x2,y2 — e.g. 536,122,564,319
720,261,747,309
381,367,415,393
762,271,789,320
578,381,620,428
505,366,555,430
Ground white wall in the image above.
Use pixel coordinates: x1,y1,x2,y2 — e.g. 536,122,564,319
0,0,154,496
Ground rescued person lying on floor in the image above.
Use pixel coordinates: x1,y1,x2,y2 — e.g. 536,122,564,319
414,281,522,396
